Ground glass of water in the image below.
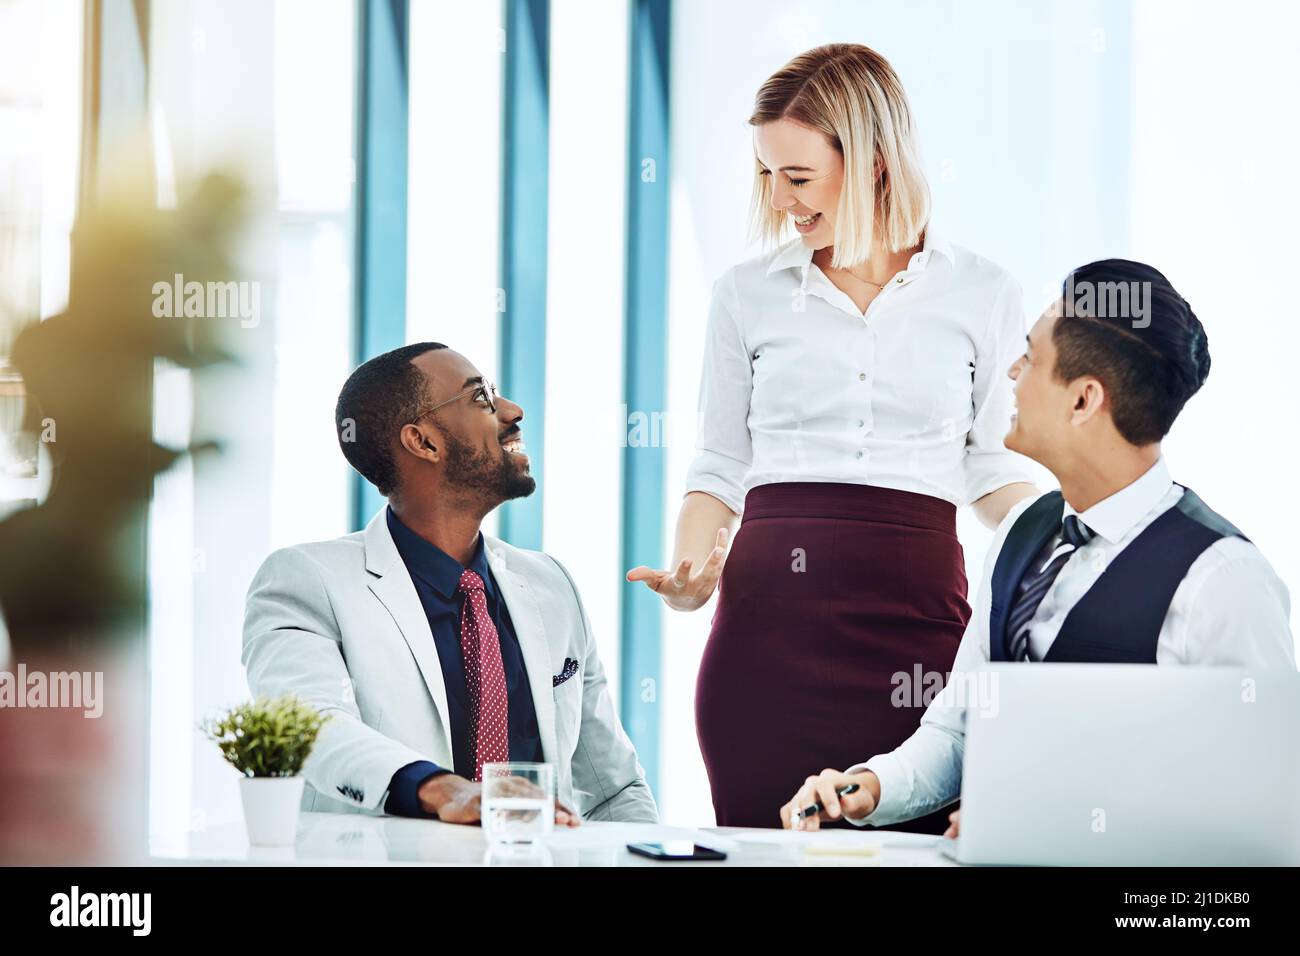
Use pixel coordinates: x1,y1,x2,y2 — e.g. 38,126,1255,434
481,762,554,847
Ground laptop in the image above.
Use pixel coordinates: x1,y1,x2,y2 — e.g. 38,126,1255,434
942,665,1300,865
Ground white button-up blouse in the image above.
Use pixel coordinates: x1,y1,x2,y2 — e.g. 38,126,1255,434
684,231,1036,513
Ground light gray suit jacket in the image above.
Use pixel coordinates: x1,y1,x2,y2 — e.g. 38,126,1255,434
241,509,658,822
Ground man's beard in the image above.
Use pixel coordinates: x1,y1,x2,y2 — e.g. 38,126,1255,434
442,430,536,505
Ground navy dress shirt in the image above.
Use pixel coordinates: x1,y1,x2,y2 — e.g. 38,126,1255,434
383,508,543,817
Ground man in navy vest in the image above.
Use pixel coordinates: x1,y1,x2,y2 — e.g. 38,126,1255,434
779,258,1295,833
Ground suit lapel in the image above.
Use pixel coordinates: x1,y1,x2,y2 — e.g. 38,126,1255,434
988,492,1064,662
485,540,559,765
362,510,453,758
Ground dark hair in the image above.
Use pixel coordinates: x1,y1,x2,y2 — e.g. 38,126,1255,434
1053,259,1209,446
335,342,447,495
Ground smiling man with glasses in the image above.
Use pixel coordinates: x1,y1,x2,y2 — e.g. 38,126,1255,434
240,342,658,826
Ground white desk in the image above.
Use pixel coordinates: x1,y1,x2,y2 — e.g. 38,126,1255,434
150,811,955,867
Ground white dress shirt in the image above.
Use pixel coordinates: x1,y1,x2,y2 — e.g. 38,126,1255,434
684,231,1036,512
850,456,1296,828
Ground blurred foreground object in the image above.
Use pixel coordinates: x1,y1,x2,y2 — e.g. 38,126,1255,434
0,165,241,649
0,154,250,863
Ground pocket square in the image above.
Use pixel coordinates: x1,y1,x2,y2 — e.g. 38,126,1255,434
553,658,579,687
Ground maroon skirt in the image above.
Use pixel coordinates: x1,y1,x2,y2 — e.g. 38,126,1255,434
695,481,970,831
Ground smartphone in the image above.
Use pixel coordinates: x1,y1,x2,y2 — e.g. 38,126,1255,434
627,841,727,862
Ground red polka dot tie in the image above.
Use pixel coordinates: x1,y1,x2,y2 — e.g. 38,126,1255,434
457,569,509,782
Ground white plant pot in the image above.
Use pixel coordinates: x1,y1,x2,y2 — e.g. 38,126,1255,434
240,776,305,846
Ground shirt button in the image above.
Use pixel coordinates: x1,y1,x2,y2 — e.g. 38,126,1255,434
857,419,865,428
856,451,864,459
858,372,866,381
895,277,904,284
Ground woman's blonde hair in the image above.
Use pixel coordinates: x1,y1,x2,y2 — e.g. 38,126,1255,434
749,43,930,268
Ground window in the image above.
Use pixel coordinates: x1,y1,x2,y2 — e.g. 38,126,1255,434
0,0,82,518
146,0,357,836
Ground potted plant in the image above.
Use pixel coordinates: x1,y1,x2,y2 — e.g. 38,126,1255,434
202,694,329,846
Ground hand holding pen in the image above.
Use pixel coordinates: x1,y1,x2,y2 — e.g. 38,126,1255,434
781,769,879,831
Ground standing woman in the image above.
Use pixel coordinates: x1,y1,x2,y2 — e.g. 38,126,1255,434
627,44,1037,831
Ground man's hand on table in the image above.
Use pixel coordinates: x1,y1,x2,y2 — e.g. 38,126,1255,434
416,773,580,827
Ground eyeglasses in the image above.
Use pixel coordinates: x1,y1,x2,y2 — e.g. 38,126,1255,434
411,380,498,424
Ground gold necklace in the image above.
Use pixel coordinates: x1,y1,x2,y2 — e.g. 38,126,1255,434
833,269,888,289
817,251,893,289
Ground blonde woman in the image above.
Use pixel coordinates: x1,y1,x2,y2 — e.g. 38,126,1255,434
627,44,1037,830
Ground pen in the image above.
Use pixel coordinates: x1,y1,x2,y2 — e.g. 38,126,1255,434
795,783,860,820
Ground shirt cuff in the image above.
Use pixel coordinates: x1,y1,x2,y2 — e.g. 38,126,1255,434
683,451,747,515
843,753,910,828
963,454,1036,506
384,760,449,818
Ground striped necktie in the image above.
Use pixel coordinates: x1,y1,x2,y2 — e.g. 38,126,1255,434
1004,514,1094,662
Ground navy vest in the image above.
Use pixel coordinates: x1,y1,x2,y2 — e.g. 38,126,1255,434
988,486,1245,663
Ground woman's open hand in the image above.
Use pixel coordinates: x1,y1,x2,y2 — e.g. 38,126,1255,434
626,528,729,612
